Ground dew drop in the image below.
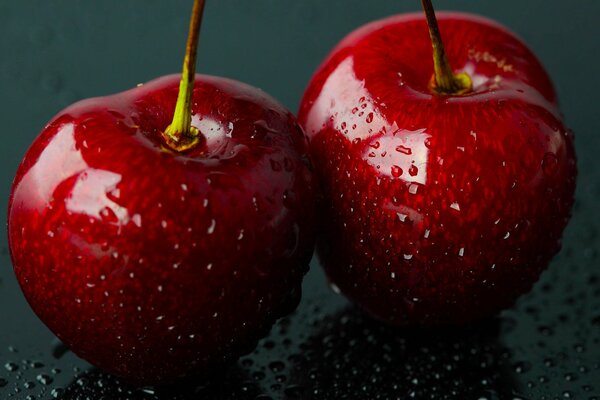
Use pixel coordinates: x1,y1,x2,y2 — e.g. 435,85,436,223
408,165,419,176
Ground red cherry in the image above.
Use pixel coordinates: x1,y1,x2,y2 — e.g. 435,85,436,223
8,1,315,385
298,7,576,325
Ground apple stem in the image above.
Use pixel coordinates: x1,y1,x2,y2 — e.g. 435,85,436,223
420,0,472,95
162,0,206,152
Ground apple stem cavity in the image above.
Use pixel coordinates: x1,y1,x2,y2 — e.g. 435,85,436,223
420,0,472,95
162,0,206,152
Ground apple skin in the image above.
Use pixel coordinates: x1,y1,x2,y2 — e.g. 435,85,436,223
8,74,316,384
299,12,576,325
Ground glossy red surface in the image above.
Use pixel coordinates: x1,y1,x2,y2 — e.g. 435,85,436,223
299,13,576,325
8,75,316,384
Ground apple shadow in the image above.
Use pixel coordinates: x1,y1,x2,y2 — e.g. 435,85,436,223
57,365,262,400
285,306,524,399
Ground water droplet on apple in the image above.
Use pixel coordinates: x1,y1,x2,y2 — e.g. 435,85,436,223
99,206,118,223
207,219,216,234
366,113,374,123
408,165,419,176
395,145,412,155
391,165,403,178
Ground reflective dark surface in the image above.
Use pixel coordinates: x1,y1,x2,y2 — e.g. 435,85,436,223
1,1,599,399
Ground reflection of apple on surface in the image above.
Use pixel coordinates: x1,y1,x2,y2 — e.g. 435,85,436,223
8,0,315,384
299,0,576,325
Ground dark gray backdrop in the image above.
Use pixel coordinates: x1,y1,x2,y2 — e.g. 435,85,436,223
1,1,599,399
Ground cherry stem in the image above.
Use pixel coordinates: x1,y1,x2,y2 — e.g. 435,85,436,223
420,0,472,95
163,0,206,151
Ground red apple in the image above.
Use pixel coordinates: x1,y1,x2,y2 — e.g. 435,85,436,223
8,0,315,385
298,6,576,325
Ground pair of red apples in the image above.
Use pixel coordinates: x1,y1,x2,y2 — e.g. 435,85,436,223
7,0,576,385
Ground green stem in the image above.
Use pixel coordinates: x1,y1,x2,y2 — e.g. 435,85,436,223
420,0,472,95
162,0,206,151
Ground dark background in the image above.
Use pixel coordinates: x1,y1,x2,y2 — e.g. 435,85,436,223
1,1,599,399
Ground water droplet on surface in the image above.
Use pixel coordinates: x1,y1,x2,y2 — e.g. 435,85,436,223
269,361,285,373
408,165,419,176
391,165,403,178
330,283,341,294
207,219,216,234
396,145,412,155
366,113,374,123
4,362,18,371
36,374,52,385
542,152,558,176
